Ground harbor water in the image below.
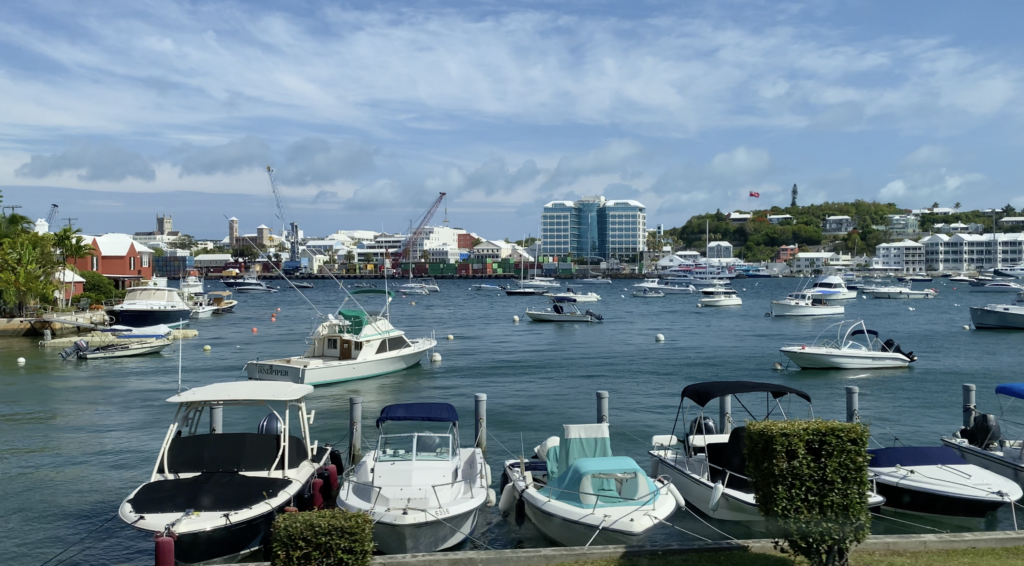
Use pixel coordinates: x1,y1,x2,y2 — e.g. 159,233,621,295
2,277,1021,564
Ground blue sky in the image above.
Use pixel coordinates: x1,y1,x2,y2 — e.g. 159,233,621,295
2,1,1024,239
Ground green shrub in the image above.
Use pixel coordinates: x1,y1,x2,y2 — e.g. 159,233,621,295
745,420,871,566
269,509,374,566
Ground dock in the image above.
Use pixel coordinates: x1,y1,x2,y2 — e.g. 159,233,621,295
40,329,199,348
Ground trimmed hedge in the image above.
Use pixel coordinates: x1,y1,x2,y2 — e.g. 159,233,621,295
745,420,870,566
270,509,374,566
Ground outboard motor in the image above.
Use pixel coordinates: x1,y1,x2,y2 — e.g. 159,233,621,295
59,339,89,360
553,304,564,314
689,416,718,437
968,414,1002,450
882,338,915,361
257,412,283,436
881,338,896,353
584,309,604,321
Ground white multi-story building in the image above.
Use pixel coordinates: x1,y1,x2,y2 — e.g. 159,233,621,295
727,212,751,224
767,214,793,224
999,217,1024,227
886,214,920,238
472,240,513,260
871,240,925,273
408,226,467,260
792,252,839,273
920,233,1024,271
823,216,855,234
358,234,407,262
706,241,733,259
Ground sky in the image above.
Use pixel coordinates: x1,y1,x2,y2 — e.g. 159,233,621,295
2,1,1024,239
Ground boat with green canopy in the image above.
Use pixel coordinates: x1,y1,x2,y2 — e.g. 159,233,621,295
244,287,436,386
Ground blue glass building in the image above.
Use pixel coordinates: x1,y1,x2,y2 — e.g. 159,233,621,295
541,196,646,260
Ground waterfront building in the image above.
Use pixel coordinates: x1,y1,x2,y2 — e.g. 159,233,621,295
920,232,1024,271
540,196,646,260
777,244,798,262
706,241,733,259
70,233,155,287
792,252,839,273
53,268,85,301
871,240,926,273
999,217,1024,227
358,234,407,263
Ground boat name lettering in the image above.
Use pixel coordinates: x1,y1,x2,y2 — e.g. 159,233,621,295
257,365,291,376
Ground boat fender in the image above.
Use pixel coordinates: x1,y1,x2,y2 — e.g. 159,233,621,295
325,464,340,493
484,464,492,487
499,470,510,493
316,468,334,508
515,493,527,526
709,481,724,512
329,449,345,476
649,457,660,478
312,478,325,509
486,488,497,507
667,483,686,510
498,483,517,515
155,534,175,566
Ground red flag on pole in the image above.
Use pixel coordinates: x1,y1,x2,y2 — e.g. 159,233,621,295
749,191,760,198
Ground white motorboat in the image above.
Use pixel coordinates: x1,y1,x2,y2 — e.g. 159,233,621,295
338,403,492,554
861,284,937,299
519,277,561,288
180,271,204,295
207,290,237,313
397,283,430,295
245,289,437,386
897,275,933,283
289,281,315,289
235,281,279,293
500,423,682,547
189,295,218,318
950,274,975,283
546,287,601,302
807,275,858,299
942,384,1024,487
841,272,865,289
779,320,917,369
769,291,844,317
110,287,192,328
118,382,333,565
470,283,506,291
869,446,1021,519
222,272,261,288
633,279,696,294
648,381,885,523
60,338,172,360
575,277,613,285
415,278,441,292
505,287,546,296
995,264,1024,279
633,288,665,298
968,281,1024,293
525,297,603,322
970,292,1024,329
698,286,741,307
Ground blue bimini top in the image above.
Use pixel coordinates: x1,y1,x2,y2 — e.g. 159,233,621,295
996,383,1024,401
376,403,458,427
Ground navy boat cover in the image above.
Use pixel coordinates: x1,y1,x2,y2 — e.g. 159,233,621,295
377,403,458,426
681,381,811,407
996,383,1024,400
868,446,966,468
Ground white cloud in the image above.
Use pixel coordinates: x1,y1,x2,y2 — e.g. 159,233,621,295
709,146,771,178
14,142,155,182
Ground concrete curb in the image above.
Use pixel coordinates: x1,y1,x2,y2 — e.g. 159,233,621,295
249,531,1024,566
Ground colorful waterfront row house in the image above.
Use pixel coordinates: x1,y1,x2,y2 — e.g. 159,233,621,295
68,233,155,288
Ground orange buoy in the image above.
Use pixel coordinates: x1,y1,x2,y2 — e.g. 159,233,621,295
276,308,281,312
252,328,258,333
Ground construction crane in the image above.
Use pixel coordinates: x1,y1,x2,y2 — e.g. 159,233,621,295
45,204,59,225
265,166,299,261
401,192,447,269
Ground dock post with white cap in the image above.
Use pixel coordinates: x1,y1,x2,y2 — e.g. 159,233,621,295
846,386,859,423
475,393,487,451
597,390,609,424
720,394,732,434
349,396,362,467
963,383,976,428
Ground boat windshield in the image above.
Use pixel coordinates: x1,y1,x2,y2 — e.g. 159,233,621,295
377,432,453,462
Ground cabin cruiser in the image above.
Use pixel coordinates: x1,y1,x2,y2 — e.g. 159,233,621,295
500,423,682,547
897,275,933,283
526,297,603,322
118,382,333,564
235,281,278,293
968,281,1024,293
546,287,601,302
943,383,1024,487
697,286,741,307
648,381,885,522
245,289,436,386
861,284,937,299
633,288,665,298
633,279,696,294
807,275,857,299
180,271,204,295
338,403,492,554
769,291,844,317
222,272,261,288
415,278,441,292
207,291,237,313
869,446,1021,518
995,264,1024,279
841,272,865,289
970,292,1024,329
110,287,192,328
779,320,916,369
736,265,771,278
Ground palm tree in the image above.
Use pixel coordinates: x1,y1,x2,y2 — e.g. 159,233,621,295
345,250,356,264
0,233,59,316
0,212,32,240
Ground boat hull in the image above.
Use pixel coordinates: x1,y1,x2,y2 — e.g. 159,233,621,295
80,341,170,359
371,507,481,554
941,438,1024,488
970,306,1024,329
770,303,844,317
523,498,653,547
699,298,741,307
115,308,192,328
862,290,935,299
246,341,435,386
779,347,910,369
525,311,594,322
649,453,761,522
873,478,1009,518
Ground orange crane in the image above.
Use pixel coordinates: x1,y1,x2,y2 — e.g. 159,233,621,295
401,192,447,269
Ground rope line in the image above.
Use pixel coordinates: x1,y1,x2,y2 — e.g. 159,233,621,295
38,513,117,566
870,511,948,533
409,508,496,550
684,507,737,541
487,430,522,460
650,516,711,542
608,423,652,448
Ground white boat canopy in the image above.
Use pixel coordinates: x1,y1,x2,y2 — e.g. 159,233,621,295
167,382,314,403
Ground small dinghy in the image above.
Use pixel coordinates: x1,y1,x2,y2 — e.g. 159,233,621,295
500,423,682,547
61,338,172,360
869,446,1022,518
337,403,492,554
290,281,314,289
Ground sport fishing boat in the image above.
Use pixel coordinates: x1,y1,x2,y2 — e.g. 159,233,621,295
970,291,1024,329
861,284,937,299
942,383,1024,487
415,278,441,292
769,291,844,317
245,289,436,386
779,320,916,369
338,403,492,554
807,275,858,299
499,423,682,547
648,381,885,522
179,271,204,295
525,297,603,322
868,446,1021,518
633,279,696,294
189,295,218,318
235,281,278,293
222,271,261,288
697,286,741,307
118,382,334,564
110,286,192,328
546,287,601,302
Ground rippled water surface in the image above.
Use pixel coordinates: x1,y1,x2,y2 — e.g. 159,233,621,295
2,277,1021,564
